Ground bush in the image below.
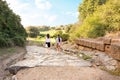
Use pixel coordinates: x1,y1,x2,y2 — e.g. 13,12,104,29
39,34,46,37
74,15,106,38
53,30,63,38
26,26,39,38
37,36,41,39
0,0,27,48
0,37,13,47
69,0,120,41
12,36,26,47
61,34,69,41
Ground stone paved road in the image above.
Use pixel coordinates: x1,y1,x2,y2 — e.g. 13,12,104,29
10,46,92,68
10,46,120,80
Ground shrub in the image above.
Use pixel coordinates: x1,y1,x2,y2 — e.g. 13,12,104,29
37,36,41,39
0,0,27,48
39,34,46,37
74,15,106,38
53,30,63,37
26,26,39,38
61,34,69,41
12,36,25,47
0,37,13,47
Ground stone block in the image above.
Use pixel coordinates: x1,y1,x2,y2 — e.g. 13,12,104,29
103,38,111,45
91,41,96,49
83,39,86,46
110,43,120,60
111,38,120,43
82,40,86,47
95,42,99,50
86,40,89,47
105,45,111,55
99,42,105,51
95,42,105,51
88,41,91,48
75,39,81,45
80,39,84,46
79,39,82,45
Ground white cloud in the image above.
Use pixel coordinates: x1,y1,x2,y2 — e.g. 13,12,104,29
5,0,56,26
35,0,52,10
6,0,30,14
20,13,57,27
5,0,78,27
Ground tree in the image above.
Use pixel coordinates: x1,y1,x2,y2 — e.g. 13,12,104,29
65,24,73,33
78,0,106,20
70,0,120,39
0,0,27,47
26,26,39,38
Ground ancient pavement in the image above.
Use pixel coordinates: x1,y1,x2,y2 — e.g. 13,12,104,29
10,46,120,80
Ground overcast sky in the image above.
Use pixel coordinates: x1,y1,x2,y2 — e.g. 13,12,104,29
6,0,82,27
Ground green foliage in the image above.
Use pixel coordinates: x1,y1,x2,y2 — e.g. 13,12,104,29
0,0,27,47
100,0,120,32
70,0,120,39
76,15,106,38
12,36,26,47
78,0,106,20
61,33,69,41
53,30,63,37
0,37,13,47
26,26,39,38
39,34,46,37
65,24,73,33
82,54,92,60
40,30,57,37
37,36,41,39
55,27,62,30
53,30,69,41
37,26,50,31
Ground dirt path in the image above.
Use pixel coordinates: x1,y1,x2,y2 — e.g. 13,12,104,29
16,66,120,80
9,46,120,80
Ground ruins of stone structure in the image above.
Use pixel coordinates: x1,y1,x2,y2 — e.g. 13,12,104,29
75,37,120,68
75,37,120,60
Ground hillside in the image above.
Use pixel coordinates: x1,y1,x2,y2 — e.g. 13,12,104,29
0,0,27,47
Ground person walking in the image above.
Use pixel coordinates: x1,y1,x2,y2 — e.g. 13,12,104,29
56,34,62,53
45,34,51,54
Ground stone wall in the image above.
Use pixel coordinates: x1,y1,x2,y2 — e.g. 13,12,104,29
75,38,120,61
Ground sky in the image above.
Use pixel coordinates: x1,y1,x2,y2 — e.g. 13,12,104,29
6,0,82,27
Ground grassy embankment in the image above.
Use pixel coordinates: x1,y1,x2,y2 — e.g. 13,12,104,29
0,47,25,57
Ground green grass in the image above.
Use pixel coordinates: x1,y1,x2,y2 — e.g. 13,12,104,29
27,37,56,46
101,67,120,76
27,29,65,46
82,54,92,60
76,52,92,60
0,47,16,56
40,29,65,36
29,37,55,43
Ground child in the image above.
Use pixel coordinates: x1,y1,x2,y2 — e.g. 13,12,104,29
56,34,62,53
45,34,51,54
45,34,51,48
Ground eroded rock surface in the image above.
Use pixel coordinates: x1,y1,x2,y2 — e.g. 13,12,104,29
8,46,92,74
